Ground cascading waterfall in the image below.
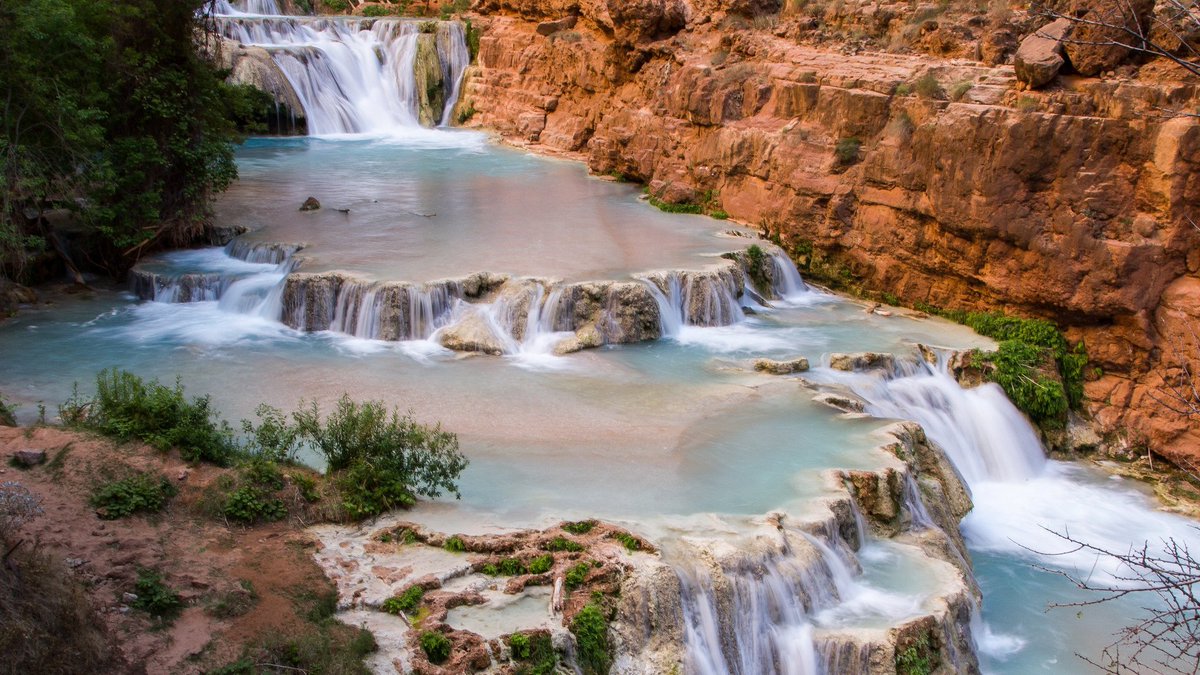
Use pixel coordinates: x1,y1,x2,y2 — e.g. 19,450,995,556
212,4,470,134
214,0,281,15
830,355,1045,485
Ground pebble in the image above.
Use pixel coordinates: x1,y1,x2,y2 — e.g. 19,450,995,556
122,592,138,603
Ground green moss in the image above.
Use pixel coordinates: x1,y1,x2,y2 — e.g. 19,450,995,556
570,603,611,675
381,586,424,615
565,561,591,589
562,520,595,535
612,532,640,552
545,536,583,552
527,554,553,575
419,631,451,664
444,535,466,552
895,634,935,675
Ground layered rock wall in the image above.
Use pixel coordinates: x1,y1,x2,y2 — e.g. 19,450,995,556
458,0,1200,464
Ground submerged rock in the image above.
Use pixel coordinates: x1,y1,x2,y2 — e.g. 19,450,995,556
813,392,866,413
299,196,321,211
754,358,810,375
829,352,896,372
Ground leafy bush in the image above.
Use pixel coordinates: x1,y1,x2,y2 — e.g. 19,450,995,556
834,137,862,166
710,209,730,220
570,603,611,675
291,471,320,502
498,558,526,576
381,586,424,615
419,631,452,664
324,0,350,11
444,535,466,552
914,73,944,100
464,18,480,62
648,194,703,214
545,536,583,552
223,486,287,524
949,80,973,102
132,569,182,620
362,4,396,16
240,457,285,490
62,369,237,465
509,632,531,659
90,473,176,519
0,394,15,427
294,395,467,520
241,403,301,462
563,520,595,535
527,554,553,575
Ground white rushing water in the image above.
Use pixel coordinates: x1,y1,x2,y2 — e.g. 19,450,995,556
212,4,470,134
819,355,1200,670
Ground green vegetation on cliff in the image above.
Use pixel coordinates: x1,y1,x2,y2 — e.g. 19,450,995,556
0,0,251,282
60,369,468,521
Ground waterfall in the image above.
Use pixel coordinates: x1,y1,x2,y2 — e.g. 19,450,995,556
833,358,1045,485
768,250,809,301
213,5,471,134
640,269,745,337
214,0,282,15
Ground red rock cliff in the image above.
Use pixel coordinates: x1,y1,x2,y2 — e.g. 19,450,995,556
457,0,1200,466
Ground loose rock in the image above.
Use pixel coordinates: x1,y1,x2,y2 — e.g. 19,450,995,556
1014,19,1071,89
754,358,810,375
299,196,321,211
11,449,47,467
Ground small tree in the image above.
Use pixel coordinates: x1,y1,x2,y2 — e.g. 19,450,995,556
1034,527,1200,673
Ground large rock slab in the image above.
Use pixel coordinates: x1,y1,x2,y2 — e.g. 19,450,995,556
1014,18,1071,88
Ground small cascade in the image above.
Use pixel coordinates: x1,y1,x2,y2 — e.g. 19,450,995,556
213,4,471,134
224,240,302,265
640,268,745,337
214,0,282,15
768,250,809,300
677,555,822,675
833,357,1045,485
901,473,937,530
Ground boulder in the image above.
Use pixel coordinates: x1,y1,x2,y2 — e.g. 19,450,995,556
437,311,508,355
299,196,321,211
12,450,47,467
754,358,810,375
829,352,896,372
1014,18,1072,88
813,392,866,413
1064,0,1156,76
536,15,577,36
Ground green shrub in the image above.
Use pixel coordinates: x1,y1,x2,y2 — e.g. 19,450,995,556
444,535,466,552
0,394,15,426
241,403,302,462
464,18,481,62
570,603,610,675
291,472,320,502
90,473,176,519
324,0,350,11
744,244,770,290
896,634,935,675
131,569,182,620
834,137,862,166
980,342,1069,424
418,20,438,33
419,631,451,664
62,369,237,466
240,457,285,490
949,80,972,102
381,586,424,615
527,554,553,575
895,82,913,96
914,73,944,100
361,4,396,16
223,486,287,524
931,310,1086,424
648,195,703,214
563,520,595,535
565,562,591,589
509,632,531,659
710,209,730,220
545,536,583,552
293,395,468,520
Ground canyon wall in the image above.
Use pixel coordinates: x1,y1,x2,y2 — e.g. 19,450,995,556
456,0,1200,467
